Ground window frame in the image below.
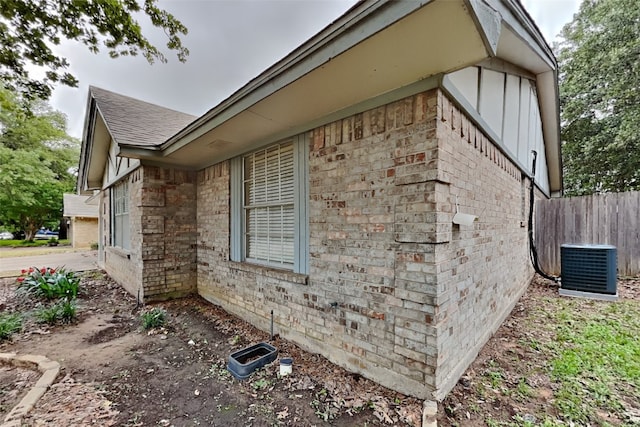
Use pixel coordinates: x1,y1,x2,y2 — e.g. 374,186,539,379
110,178,130,250
230,135,309,274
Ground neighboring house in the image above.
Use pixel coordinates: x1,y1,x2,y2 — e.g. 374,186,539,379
62,193,99,248
77,0,561,400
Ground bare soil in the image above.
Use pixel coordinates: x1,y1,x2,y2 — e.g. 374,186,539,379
437,275,640,426
0,273,422,426
2,272,637,426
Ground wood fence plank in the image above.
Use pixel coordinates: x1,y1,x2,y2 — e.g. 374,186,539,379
536,191,639,276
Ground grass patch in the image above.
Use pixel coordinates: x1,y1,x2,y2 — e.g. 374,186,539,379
546,299,640,424
0,239,70,247
0,313,22,340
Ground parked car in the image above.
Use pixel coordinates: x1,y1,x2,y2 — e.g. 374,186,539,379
34,230,59,240
0,231,14,240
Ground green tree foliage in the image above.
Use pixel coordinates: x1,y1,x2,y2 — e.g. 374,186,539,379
0,0,188,100
557,0,640,195
0,86,78,239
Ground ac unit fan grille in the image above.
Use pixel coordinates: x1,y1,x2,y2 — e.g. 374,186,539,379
560,245,617,295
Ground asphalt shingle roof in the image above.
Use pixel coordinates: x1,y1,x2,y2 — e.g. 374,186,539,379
63,194,99,218
90,86,197,147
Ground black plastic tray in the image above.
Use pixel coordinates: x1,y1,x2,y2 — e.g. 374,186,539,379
227,342,278,380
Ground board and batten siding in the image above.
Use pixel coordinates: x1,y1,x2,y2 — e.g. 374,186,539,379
535,191,640,276
445,65,550,194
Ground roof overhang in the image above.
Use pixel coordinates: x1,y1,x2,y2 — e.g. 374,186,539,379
84,0,560,192
78,96,114,191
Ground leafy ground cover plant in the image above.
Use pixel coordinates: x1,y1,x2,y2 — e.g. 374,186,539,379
17,267,79,299
0,313,22,340
35,299,78,325
140,307,167,330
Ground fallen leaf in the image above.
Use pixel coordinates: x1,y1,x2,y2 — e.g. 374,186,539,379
277,407,289,419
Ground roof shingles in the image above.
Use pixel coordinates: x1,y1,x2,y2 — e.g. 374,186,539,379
90,86,196,147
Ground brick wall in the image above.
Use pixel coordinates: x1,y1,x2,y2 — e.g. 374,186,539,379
69,217,98,248
100,166,197,302
139,166,197,300
101,171,142,298
430,91,534,399
195,88,536,400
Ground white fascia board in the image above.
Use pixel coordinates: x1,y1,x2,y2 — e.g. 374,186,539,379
86,109,115,190
488,0,556,69
537,70,562,193
118,144,163,159
159,0,432,156
465,0,502,56
77,94,96,192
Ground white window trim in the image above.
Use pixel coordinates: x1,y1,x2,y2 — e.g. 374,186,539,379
111,178,130,250
230,134,309,274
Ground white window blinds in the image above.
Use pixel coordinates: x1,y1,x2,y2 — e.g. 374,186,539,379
243,142,295,267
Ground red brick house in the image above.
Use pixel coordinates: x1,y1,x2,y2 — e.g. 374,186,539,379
78,0,561,400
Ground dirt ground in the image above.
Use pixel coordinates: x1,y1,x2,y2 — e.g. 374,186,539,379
1,272,638,426
437,276,640,427
0,272,422,426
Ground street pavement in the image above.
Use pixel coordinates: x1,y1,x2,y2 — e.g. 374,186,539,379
0,248,98,278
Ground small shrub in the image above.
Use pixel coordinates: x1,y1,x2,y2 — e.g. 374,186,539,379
35,299,78,325
0,313,22,340
60,299,77,323
36,304,62,325
17,266,80,299
141,308,167,330
90,242,99,250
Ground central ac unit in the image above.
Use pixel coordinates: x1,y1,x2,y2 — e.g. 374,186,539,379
560,244,617,301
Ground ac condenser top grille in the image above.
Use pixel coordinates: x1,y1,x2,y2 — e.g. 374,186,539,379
561,244,617,295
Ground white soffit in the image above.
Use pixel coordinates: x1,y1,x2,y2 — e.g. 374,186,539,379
496,26,551,74
163,0,488,168
87,113,111,189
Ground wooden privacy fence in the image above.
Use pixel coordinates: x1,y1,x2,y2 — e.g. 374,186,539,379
535,191,640,276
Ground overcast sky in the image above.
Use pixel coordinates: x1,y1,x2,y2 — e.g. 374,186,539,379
46,0,582,139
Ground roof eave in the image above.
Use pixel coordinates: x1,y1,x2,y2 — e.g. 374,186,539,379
160,0,431,155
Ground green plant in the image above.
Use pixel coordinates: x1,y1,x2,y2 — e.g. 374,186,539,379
0,239,70,247
17,266,80,299
35,299,78,325
140,307,167,330
252,378,270,390
90,242,99,250
0,313,22,340
515,378,533,400
546,300,640,423
60,298,77,323
36,304,62,325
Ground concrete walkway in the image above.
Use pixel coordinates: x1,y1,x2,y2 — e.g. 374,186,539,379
0,248,98,278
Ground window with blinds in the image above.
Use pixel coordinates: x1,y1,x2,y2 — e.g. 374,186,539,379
112,179,130,250
243,142,294,267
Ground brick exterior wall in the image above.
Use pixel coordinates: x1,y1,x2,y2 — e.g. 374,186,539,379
100,171,142,298
69,217,98,248
140,167,197,300
430,92,534,398
196,88,538,400
100,166,197,302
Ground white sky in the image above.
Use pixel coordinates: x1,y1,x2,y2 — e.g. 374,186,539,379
45,0,582,139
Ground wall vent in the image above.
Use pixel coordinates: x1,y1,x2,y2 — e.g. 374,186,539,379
560,244,617,299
